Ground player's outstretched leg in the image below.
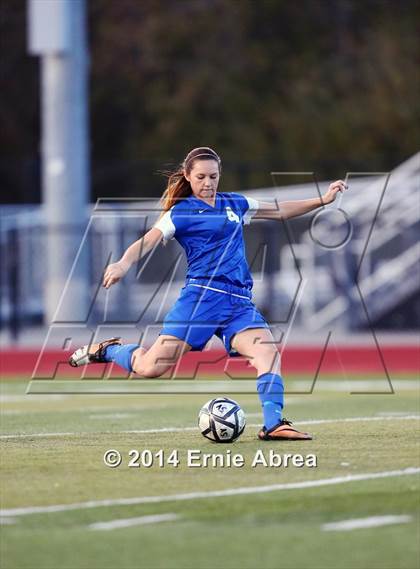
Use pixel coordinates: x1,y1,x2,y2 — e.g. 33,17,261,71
230,328,312,441
68,334,191,378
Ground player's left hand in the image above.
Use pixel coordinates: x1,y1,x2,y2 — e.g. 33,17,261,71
322,180,348,204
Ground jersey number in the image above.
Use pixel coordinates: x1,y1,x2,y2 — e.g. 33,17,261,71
226,207,240,223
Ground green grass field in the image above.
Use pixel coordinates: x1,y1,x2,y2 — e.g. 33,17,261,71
1,377,419,569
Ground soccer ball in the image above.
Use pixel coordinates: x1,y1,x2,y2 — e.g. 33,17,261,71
198,397,246,443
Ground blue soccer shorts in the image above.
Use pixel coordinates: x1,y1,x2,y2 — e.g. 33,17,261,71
160,279,269,356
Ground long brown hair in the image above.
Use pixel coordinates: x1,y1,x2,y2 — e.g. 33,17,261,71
159,147,221,215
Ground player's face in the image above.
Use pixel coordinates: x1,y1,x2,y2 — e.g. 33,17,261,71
186,160,220,202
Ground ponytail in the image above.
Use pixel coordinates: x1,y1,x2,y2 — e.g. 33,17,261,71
159,167,192,215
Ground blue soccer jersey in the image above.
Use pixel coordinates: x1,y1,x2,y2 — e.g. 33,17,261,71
154,192,259,289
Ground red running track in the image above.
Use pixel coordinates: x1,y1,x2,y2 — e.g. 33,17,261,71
1,346,418,378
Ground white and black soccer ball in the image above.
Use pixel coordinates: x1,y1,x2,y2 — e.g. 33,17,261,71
198,397,246,443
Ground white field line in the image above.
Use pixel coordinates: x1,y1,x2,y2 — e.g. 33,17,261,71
0,517,16,525
1,467,419,518
290,415,420,426
322,515,413,532
88,413,138,420
247,411,420,420
89,513,180,531
1,410,140,418
0,406,162,416
0,427,197,439
1,415,419,440
0,395,68,402
20,379,420,394
376,411,419,417
0,431,85,439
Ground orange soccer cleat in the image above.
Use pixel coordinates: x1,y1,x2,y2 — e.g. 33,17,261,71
258,418,313,441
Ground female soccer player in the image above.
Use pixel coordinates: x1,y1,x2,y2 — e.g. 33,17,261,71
69,147,346,440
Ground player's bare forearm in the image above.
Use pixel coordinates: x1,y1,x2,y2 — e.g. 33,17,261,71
277,198,323,220
253,180,347,221
103,228,163,289
119,227,163,267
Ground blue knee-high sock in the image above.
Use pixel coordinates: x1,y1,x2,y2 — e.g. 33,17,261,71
103,344,138,372
257,372,284,430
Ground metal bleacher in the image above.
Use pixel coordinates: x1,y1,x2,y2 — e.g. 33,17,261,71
252,153,420,331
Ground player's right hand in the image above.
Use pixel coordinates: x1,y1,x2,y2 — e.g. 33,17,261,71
103,262,127,289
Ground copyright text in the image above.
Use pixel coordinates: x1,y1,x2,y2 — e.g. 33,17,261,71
103,449,318,469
